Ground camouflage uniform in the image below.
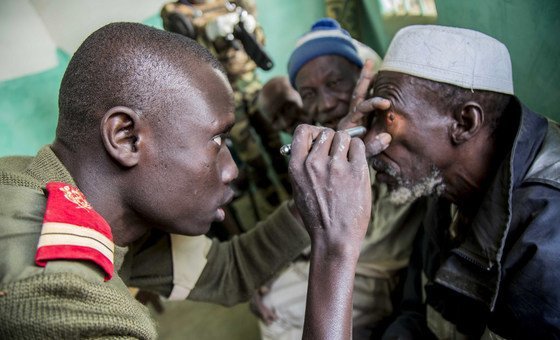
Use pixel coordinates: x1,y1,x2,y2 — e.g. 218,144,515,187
161,1,289,232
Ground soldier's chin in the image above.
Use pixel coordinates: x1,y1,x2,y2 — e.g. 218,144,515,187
215,207,226,222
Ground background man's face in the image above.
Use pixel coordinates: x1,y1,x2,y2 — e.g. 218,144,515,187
294,55,360,129
363,71,450,204
265,83,310,134
132,67,238,235
270,101,309,134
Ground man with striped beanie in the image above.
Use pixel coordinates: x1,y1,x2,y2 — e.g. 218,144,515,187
288,17,381,129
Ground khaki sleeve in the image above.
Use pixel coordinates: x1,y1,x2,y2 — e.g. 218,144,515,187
187,201,309,306
118,232,214,300
167,235,213,300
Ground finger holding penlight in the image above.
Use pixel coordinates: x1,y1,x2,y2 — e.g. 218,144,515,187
280,126,367,156
367,132,392,156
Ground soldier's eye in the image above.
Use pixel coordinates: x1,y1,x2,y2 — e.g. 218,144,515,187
212,133,230,147
212,135,223,146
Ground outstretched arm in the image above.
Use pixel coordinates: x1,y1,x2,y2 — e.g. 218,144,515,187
288,124,390,339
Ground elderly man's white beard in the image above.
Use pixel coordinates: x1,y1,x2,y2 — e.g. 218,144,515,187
370,158,445,205
388,168,445,204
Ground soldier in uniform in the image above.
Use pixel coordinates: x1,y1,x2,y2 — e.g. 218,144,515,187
0,22,374,339
161,0,285,232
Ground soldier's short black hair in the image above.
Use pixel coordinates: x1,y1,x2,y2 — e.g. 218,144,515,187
57,22,225,149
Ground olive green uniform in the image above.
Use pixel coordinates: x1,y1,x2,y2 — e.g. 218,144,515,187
0,146,308,339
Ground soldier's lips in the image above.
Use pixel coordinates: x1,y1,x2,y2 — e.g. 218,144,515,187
215,208,226,221
214,189,235,222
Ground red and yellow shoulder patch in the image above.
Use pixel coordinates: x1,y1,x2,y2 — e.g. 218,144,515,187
35,182,114,280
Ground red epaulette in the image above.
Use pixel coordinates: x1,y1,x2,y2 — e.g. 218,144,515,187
35,182,114,281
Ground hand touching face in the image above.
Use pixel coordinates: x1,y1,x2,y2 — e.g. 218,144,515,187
288,125,374,256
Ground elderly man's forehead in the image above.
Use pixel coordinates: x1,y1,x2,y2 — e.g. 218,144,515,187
301,55,356,74
374,71,409,91
374,71,436,93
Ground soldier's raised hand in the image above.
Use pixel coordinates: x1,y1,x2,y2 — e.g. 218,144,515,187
288,124,371,339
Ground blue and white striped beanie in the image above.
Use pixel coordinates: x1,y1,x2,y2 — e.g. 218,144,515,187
288,18,363,87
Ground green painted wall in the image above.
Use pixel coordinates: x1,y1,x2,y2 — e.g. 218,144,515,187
435,0,560,121
255,0,325,82
0,2,325,157
0,50,69,156
356,0,559,121
357,0,436,56
2,1,557,157
0,15,164,157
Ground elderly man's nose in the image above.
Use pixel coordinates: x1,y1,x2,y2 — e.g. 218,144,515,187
318,90,337,113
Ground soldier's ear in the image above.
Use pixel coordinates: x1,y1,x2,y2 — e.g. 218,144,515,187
100,106,143,168
450,101,483,145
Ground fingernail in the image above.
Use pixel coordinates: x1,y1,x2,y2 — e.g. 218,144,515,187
375,133,392,147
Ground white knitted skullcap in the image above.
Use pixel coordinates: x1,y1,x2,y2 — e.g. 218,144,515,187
353,39,382,73
380,25,514,95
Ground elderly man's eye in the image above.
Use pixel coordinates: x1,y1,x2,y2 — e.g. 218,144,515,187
327,80,339,88
301,91,315,101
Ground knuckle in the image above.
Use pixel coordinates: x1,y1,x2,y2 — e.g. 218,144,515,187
294,124,313,138
338,131,351,143
288,162,301,177
305,157,321,174
329,160,345,175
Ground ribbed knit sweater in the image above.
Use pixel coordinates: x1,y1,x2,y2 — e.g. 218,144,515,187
0,146,309,338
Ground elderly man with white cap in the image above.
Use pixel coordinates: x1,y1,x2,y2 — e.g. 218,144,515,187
251,18,428,340
337,25,560,338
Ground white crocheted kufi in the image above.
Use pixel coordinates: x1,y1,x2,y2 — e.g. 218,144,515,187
380,25,514,94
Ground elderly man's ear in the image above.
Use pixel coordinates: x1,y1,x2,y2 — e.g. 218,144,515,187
450,101,483,145
101,106,144,167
